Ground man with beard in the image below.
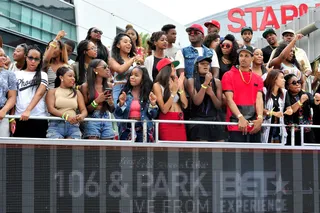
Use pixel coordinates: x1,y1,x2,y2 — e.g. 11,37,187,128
241,26,254,48
204,20,220,34
161,24,179,59
261,28,279,64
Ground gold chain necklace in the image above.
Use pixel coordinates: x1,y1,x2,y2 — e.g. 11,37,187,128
239,68,252,84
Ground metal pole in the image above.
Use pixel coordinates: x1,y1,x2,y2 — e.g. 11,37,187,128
143,120,147,143
155,122,159,143
131,121,135,143
300,127,305,146
291,125,295,146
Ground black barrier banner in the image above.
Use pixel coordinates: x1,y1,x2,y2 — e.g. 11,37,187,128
0,144,318,213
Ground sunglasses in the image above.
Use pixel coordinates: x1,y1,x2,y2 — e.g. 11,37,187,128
27,56,40,62
96,64,108,69
290,80,302,85
220,43,232,49
187,30,202,35
92,29,103,35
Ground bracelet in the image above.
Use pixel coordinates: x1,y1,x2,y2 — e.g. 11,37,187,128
49,43,57,48
257,115,263,120
237,114,243,119
298,100,303,106
9,118,15,123
65,114,69,122
171,93,176,98
178,90,184,94
201,84,208,89
62,112,67,119
149,103,157,108
76,85,80,90
91,100,98,108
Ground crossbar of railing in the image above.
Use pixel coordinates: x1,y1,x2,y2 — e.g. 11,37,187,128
3,115,320,145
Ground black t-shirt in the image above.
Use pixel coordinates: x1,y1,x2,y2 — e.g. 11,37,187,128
152,56,162,81
261,45,276,64
218,57,233,80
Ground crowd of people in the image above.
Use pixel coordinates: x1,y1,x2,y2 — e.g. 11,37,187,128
0,21,320,144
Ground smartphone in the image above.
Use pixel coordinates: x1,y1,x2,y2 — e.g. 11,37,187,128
104,88,112,95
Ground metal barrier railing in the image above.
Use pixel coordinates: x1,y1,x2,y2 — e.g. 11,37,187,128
3,115,320,145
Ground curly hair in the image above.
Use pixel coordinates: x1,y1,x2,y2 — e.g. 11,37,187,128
203,33,220,48
216,34,239,65
111,33,136,65
147,31,166,51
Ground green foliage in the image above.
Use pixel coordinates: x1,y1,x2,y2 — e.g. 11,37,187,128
139,32,150,51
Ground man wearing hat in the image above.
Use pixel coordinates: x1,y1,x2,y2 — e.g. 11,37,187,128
222,46,264,142
241,26,254,48
261,28,279,64
175,24,219,79
204,20,220,34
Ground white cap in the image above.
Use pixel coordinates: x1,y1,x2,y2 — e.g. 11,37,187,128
282,29,295,36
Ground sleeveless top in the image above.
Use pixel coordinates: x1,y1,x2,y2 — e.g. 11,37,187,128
55,87,78,117
47,67,56,89
281,63,302,80
160,85,179,103
129,100,141,118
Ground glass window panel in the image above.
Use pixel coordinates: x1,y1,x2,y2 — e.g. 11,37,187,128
0,16,12,28
31,28,41,40
0,2,10,16
10,2,21,20
21,7,32,25
20,23,30,36
61,22,71,38
32,10,42,28
70,26,77,41
42,14,52,32
42,31,52,43
52,19,62,35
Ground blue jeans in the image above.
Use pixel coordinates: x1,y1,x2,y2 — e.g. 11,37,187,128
83,110,114,139
46,120,81,139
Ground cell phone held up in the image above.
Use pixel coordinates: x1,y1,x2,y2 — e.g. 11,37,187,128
104,88,112,95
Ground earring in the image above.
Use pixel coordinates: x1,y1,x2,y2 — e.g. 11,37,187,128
61,79,64,82
95,72,98,74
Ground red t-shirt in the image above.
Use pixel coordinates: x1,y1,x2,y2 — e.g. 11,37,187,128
221,66,263,131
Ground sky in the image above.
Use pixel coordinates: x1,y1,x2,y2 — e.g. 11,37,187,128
139,0,259,25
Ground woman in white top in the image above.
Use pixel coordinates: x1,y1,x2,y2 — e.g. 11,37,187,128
11,45,49,138
144,31,168,81
269,33,306,90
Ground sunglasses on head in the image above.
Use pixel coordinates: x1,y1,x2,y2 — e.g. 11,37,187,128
290,80,302,85
27,56,40,62
92,29,103,35
220,43,232,49
187,30,202,35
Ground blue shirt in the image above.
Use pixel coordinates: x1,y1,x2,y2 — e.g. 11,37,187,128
0,68,17,108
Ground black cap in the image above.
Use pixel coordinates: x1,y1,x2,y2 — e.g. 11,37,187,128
194,55,212,64
241,26,253,35
263,28,277,39
237,45,253,56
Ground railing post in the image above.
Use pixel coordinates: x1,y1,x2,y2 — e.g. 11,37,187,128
143,120,147,143
155,122,159,143
300,126,305,146
131,121,135,143
291,125,295,146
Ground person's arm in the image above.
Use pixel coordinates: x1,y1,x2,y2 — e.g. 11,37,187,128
46,89,63,117
75,90,88,122
269,34,303,69
250,92,264,134
207,79,222,109
153,83,175,114
108,57,135,74
0,90,16,120
43,30,66,63
177,72,188,109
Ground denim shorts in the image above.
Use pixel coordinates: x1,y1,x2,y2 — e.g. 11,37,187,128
46,120,81,139
83,110,114,139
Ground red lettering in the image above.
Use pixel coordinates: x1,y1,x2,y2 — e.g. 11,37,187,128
316,3,320,8
244,7,263,31
280,5,298,24
260,6,280,30
299,4,308,16
227,8,246,33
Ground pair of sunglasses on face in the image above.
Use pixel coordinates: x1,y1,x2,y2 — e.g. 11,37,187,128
290,80,302,85
92,29,103,35
220,43,232,49
27,56,40,62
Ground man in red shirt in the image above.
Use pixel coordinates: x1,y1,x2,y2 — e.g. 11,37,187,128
222,46,264,142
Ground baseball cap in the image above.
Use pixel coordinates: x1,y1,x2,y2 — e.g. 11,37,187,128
241,26,253,35
186,24,204,34
156,58,180,72
237,45,254,56
194,56,212,64
204,20,221,30
282,29,295,36
262,28,277,39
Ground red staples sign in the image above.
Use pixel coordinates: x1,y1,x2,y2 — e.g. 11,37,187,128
228,3,320,33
